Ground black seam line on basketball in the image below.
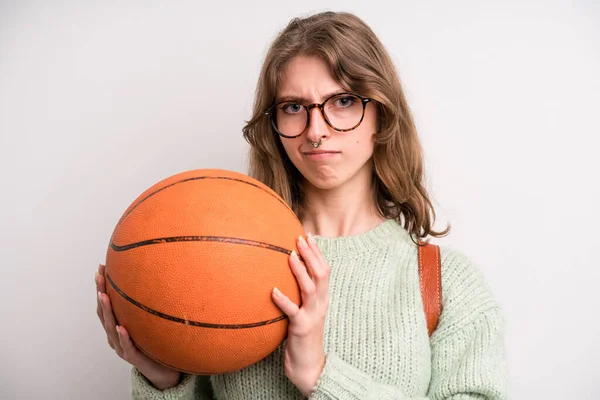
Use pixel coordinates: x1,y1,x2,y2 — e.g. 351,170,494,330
131,338,213,376
110,236,293,256
105,273,288,329
114,176,293,230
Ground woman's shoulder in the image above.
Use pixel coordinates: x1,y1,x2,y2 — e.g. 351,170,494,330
383,222,500,314
437,245,492,291
433,244,504,341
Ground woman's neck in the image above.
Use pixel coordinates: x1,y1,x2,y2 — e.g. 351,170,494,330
300,171,385,238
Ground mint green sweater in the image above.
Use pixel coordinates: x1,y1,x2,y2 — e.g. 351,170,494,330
131,219,508,399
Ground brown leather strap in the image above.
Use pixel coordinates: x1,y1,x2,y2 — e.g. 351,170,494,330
418,242,442,337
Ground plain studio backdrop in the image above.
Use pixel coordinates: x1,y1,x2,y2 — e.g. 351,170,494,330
1,1,598,399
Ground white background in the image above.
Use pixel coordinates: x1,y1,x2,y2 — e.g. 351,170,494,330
1,1,599,399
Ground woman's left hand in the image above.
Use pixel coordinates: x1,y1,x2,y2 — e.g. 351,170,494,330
272,233,330,397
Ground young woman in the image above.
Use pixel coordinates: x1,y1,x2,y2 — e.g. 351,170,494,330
96,11,508,400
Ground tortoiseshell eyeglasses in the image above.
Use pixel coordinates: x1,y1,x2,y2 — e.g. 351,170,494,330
264,92,374,138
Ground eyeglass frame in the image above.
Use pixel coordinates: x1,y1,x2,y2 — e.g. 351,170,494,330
264,92,374,139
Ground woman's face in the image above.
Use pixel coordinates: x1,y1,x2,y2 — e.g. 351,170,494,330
276,56,378,191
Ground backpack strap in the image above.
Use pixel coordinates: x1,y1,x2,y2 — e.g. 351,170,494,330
418,241,442,337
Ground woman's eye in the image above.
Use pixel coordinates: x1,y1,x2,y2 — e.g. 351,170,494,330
334,96,356,107
281,103,303,114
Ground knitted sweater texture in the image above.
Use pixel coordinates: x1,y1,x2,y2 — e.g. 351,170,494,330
131,219,508,399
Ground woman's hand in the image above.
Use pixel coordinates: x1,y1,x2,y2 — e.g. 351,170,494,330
96,264,182,390
272,234,330,397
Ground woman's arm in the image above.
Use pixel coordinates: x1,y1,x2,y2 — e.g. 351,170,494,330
131,369,215,400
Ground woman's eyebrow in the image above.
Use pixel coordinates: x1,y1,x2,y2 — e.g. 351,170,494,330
276,90,345,104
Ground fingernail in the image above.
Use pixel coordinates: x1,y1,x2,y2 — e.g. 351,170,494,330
116,325,121,337
307,233,316,245
298,235,307,248
273,287,281,296
95,272,99,283
98,291,103,305
291,250,299,260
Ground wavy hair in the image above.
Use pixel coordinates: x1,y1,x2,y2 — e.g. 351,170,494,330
242,11,449,240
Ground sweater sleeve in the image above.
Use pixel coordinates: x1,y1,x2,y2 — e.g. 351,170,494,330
308,249,509,400
131,367,214,400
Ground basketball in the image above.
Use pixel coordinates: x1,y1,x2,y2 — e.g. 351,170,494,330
104,169,303,375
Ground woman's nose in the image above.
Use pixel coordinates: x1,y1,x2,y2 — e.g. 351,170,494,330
305,106,331,143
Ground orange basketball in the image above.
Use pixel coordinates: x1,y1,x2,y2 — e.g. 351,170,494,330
104,169,303,375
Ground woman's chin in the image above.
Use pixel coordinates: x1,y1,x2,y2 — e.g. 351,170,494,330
303,174,344,191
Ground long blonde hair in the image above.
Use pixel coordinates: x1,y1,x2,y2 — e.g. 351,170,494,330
242,11,449,240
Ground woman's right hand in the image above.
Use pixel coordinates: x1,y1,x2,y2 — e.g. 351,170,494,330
96,263,182,390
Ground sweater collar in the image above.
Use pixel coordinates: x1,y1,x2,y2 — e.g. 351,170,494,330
313,219,413,259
